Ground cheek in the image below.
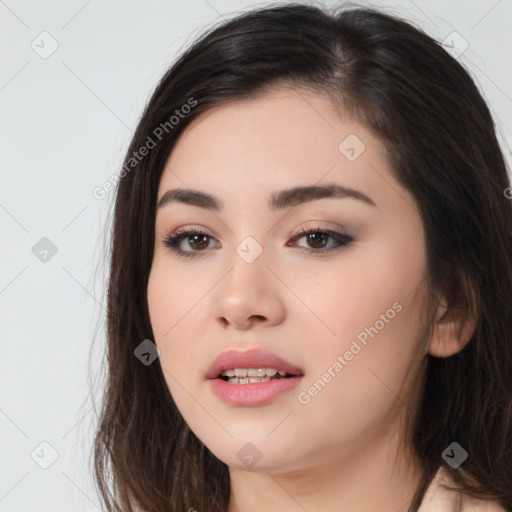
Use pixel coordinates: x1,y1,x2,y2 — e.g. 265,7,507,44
284,242,425,356
147,257,211,340
292,299,425,461
292,239,427,415
147,261,206,391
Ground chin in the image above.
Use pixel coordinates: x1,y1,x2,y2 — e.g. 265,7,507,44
197,434,305,474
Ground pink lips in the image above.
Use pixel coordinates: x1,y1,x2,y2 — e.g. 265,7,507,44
207,348,304,407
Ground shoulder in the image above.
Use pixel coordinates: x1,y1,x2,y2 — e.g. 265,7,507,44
418,467,507,512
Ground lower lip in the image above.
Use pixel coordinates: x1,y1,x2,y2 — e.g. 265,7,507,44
209,376,303,406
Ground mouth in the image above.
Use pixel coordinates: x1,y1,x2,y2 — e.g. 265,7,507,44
207,348,304,382
207,348,304,406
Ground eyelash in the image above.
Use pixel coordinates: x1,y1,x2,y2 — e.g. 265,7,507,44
161,225,354,258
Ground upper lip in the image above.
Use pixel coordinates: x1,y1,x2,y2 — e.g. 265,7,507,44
207,348,304,379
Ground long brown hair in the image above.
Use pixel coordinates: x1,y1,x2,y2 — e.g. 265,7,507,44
90,3,512,511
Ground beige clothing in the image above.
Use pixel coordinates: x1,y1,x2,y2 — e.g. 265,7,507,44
418,467,507,512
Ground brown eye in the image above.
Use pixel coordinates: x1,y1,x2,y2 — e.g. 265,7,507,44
186,234,210,250
304,232,330,249
162,227,217,258
290,226,354,255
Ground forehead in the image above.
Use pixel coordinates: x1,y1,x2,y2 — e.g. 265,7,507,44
157,87,398,211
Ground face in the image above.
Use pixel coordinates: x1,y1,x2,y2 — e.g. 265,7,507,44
147,86,430,473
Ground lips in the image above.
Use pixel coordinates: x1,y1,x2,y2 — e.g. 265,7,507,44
207,348,304,380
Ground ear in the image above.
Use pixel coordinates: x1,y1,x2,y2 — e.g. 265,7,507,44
428,290,478,358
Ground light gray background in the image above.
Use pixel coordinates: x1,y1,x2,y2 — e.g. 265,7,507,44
1,0,511,510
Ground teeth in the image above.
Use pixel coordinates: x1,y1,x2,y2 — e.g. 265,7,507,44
221,367,284,378
247,367,279,377
227,376,271,384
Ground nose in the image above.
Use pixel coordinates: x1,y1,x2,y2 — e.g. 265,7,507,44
213,250,286,330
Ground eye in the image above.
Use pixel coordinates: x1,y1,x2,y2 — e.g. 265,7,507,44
287,225,354,255
161,226,217,258
161,225,354,258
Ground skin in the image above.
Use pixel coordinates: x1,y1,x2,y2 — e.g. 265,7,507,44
147,86,475,512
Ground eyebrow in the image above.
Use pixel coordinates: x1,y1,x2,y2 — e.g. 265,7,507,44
157,183,377,212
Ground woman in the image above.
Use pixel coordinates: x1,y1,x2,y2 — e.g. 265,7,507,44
92,3,512,511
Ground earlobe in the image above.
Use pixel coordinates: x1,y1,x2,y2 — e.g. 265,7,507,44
428,300,477,358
